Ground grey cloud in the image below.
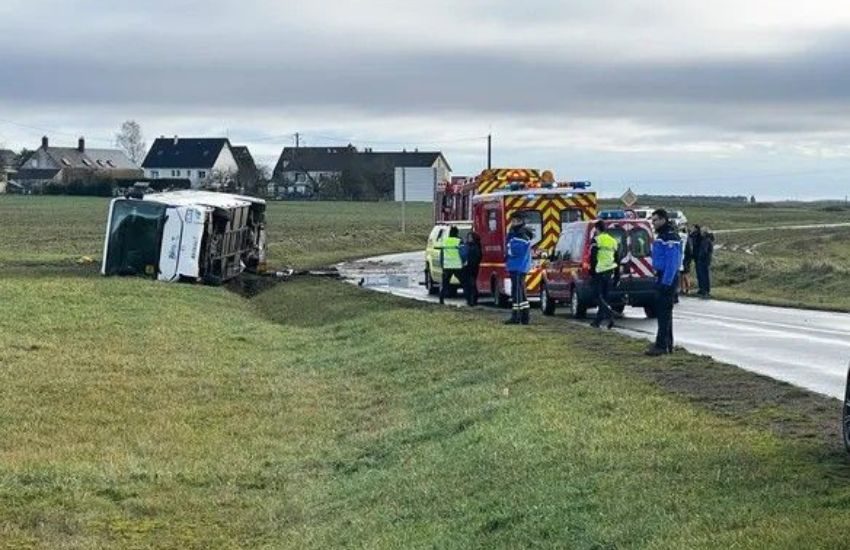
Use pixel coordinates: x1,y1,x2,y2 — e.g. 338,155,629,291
4,31,850,138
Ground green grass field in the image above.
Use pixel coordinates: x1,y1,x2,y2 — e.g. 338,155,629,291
2,196,850,548
0,196,433,270
711,225,850,310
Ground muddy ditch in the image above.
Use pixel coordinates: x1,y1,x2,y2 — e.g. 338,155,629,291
224,267,342,299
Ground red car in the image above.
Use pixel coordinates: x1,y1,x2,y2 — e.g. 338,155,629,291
540,220,658,318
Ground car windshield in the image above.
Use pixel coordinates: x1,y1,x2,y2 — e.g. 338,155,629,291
439,226,471,242
104,200,167,276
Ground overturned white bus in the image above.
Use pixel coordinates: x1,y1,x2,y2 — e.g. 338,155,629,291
101,190,267,284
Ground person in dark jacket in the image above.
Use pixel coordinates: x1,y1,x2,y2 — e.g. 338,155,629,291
462,232,482,306
646,209,683,356
505,214,534,325
679,226,693,296
695,226,714,298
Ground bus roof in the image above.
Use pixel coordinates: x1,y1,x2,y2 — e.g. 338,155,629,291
129,190,265,209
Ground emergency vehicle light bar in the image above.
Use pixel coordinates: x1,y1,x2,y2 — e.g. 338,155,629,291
501,180,592,191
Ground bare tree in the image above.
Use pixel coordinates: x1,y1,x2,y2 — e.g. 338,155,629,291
115,120,147,165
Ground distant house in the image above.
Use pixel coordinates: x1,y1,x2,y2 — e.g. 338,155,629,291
0,149,18,193
272,145,451,200
15,137,142,191
142,137,243,189
230,146,260,195
272,145,354,195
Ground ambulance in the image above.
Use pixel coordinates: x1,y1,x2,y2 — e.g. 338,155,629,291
470,169,598,306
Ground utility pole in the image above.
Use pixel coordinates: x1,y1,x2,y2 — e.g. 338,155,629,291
487,134,492,169
401,167,407,234
295,132,300,148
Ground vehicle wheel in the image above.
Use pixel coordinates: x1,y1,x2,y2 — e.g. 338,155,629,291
843,364,850,453
425,267,439,295
569,287,587,319
643,305,657,319
491,278,510,309
540,283,556,316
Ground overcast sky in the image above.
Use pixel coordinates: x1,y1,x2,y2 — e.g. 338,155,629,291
2,0,850,199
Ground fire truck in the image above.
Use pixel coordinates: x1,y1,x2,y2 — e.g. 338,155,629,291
437,168,598,306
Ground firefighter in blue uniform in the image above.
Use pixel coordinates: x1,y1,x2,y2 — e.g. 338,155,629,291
505,213,534,325
646,208,683,356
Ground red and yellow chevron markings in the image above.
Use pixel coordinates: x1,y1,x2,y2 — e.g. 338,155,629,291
525,269,544,293
475,168,543,195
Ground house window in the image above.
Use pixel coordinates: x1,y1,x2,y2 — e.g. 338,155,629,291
198,170,206,179
151,171,159,179
96,160,105,167
171,169,181,177
296,173,306,183
81,159,92,167
185,170,192,178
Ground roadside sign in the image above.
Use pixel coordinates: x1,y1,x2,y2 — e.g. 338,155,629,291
620,188,637,207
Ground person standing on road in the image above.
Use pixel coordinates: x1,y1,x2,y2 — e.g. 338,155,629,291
505,214,534,325
462,232,482,306
690,224,703,294
589,220,620,329
646,209,683,356
695,226,714,298
679,225,693,296
439,226,463,305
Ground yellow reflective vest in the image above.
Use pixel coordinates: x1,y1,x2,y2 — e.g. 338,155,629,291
595,233,618,273
441,236,463,269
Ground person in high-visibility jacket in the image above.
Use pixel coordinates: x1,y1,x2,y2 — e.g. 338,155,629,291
439,226,464,305
589,220,621,329
646,209,684,356
505,213,534,325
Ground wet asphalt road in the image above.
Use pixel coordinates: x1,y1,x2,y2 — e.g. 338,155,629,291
339,251,849,400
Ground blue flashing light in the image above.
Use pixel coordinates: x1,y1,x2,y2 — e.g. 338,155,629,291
599,209,626,220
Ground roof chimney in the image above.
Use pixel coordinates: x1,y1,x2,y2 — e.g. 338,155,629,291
173,135,179,146
41,136,48,149
78,137,85,152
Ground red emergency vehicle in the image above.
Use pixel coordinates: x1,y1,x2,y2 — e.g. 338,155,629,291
467,168,598,306
540,219,657,318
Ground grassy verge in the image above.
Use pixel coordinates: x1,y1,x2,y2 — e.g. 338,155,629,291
711,226,850,311
1,273,849,547
600,199,850,231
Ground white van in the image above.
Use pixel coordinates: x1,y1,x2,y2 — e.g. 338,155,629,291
101,190,267,284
